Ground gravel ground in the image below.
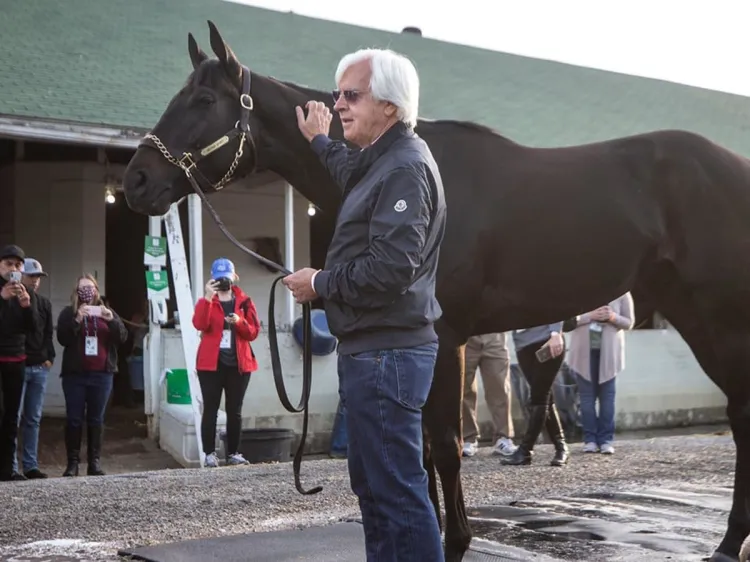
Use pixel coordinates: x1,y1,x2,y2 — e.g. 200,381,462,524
0,431,738,561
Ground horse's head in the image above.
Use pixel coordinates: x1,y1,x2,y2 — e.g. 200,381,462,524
123,21,265,216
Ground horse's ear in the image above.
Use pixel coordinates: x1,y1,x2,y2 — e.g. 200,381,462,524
207,20,242,88
188,33,208,70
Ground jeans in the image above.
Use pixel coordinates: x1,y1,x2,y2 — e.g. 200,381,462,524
338,341,444,562
0,361,25,476
576,349,616,445
12,365,49,473
62,372,114,429
197,363,250,455
330,398,348,456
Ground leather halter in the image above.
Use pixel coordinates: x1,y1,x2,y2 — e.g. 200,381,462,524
139,65,321,496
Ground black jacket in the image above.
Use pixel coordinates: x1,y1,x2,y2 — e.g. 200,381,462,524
311,122,447,354
0,277,40,359
25,292,55,367
56,305,128,375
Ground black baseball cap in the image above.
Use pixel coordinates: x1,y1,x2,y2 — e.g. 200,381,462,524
0,245,25,262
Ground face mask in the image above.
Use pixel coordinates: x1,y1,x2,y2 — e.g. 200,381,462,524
216,277,232,292
77,286,96,304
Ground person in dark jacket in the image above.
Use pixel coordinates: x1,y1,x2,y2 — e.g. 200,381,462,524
283,49,447,561
192,258,260,468
57,274,127,477
0,244,40,481
500,323,569,467
10,258,55,479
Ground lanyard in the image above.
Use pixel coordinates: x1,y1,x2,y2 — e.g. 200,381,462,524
83,315,98,337
223,297,236,329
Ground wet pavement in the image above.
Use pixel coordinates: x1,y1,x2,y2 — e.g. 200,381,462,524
468,484,733,560
0,429,742,562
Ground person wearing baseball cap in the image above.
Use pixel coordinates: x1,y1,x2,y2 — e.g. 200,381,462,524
9,259,55,479
0,244,41,481
192,257,260,468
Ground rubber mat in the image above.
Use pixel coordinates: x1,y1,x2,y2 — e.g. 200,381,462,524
118,522,555,561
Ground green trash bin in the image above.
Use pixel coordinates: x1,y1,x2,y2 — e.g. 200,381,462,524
166,368,192,404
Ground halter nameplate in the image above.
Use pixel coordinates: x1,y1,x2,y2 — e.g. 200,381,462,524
200,135,230,157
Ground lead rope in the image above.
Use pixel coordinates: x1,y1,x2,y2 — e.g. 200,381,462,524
186,177,322,496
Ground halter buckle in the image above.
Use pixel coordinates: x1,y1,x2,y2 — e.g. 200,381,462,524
179,152,197,172
240,94,254,110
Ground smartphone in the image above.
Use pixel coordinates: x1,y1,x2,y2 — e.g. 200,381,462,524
535,344,553,363
9,271,21,283
87,305,102,317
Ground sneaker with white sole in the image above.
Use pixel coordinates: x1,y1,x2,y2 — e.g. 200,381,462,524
227,452,250,466
582,442,599,453
204,452,219,468
492,437,518,456
462,441,478,457
600,443,615,455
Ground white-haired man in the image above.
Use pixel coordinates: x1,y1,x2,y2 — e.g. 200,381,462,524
283,48,447,561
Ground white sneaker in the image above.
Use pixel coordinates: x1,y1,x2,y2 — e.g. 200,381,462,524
227,452,250,466
204,452,219,467
462,441,478,457
582,442,599,453
600,443,615,455
492,437,518,456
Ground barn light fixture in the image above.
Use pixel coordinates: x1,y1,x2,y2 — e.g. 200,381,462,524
105,185,116,204
307,202,317,216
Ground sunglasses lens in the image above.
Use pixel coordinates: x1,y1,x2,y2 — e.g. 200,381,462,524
332,90,360,103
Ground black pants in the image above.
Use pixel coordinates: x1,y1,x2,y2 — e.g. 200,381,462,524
197,363,250,456
516,339,565,407
0,361,25,475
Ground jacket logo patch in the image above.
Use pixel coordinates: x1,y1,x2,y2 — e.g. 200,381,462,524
394,199,407,212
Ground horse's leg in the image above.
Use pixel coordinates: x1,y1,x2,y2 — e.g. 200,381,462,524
423,321,471,562
423,423,443,531
638,265,748,560
707,330,750,562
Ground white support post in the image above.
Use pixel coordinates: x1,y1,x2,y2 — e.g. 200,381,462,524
164,204,205,466
145,215,163,439
187,194,204,304
284,183,295,327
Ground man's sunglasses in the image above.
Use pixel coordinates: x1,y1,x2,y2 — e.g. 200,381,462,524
332,89,365,103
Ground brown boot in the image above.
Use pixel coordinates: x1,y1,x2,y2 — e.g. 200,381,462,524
546,404,569,466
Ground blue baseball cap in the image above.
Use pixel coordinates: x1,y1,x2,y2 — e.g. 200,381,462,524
211,258,235,281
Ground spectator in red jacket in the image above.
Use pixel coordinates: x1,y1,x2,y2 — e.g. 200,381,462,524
193,258,260,468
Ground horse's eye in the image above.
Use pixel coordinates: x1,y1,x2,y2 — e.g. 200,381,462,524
197,95,214,106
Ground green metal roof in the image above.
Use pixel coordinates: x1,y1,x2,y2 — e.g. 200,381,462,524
3,0,750,153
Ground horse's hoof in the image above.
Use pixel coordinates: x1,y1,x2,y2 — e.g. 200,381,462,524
708,551,739,562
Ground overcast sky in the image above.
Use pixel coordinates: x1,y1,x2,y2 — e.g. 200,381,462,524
227,0,750,97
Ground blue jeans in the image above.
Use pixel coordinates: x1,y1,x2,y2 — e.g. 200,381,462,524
576,349,616,445
62,372,114,428
330,398,348,456
338,342,443,562
12,365,49,473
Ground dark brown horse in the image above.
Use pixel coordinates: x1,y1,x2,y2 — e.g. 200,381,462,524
122,21,750,562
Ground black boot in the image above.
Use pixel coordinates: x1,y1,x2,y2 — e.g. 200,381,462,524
500,405,548,466
87,425,105,476
546,404,569,466
63,425,82,477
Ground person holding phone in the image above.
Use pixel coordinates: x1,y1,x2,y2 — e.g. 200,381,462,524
192,258,260,468
0,245,40,481
565,293,634,455
501,322,569,467
56,274,127,477
10,258,55,480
